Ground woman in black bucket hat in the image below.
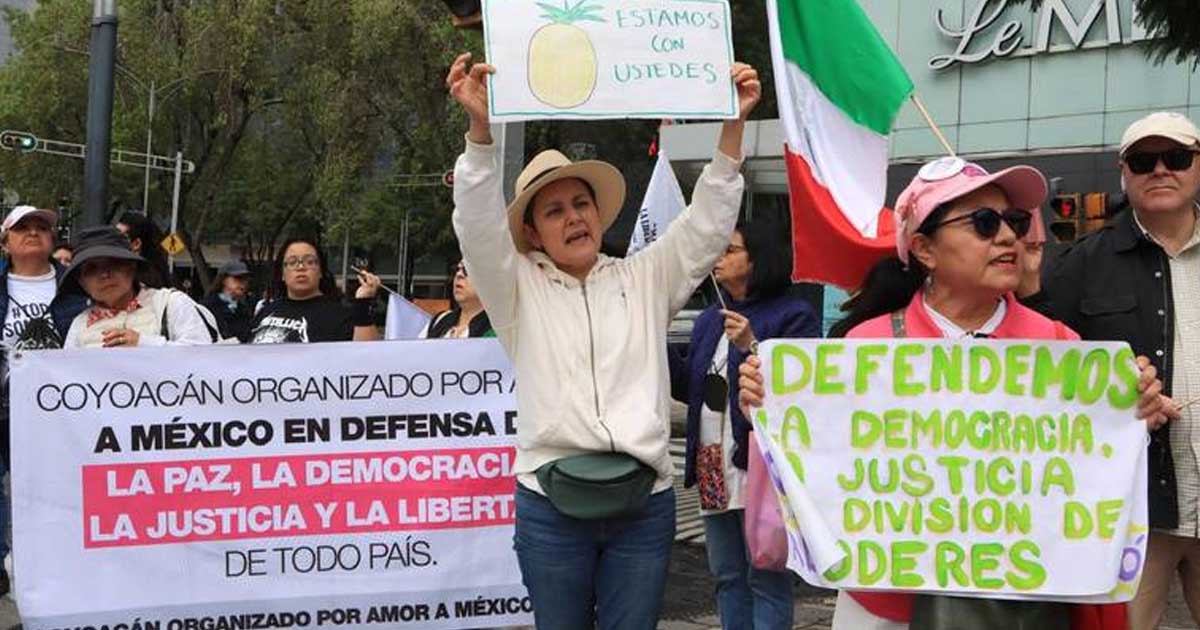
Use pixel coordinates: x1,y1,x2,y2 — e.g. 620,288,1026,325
60,226,217,348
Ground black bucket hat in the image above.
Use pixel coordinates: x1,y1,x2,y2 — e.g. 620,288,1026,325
59,226,146,297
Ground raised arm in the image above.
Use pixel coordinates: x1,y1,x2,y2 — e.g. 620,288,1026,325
446,53,520,335
634,64,762,313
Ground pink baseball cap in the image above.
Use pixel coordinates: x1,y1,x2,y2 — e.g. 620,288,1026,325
895,157,1048,264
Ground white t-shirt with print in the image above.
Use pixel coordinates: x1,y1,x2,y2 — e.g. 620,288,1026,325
2,269,59,352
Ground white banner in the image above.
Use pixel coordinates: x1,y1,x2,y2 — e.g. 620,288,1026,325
627,150,686,256
482,0,736,122
755,339,1149,602
10,340,531,629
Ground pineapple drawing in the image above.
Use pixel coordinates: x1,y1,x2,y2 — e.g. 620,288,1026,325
528,0,605,109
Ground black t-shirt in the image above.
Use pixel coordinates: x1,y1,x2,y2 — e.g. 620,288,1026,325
249,296,352,344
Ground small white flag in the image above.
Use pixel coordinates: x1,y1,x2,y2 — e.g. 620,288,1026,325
627,151,686,256
384,293,432,340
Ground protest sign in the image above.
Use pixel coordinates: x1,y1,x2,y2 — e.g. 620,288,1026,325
10,340,530,630
482,0,736,122
754,339,1149,602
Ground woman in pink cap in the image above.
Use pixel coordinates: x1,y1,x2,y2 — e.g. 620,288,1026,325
738,158,1176,630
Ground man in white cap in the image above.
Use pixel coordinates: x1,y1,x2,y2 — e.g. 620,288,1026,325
0,205,88,594
1031,112,1200,628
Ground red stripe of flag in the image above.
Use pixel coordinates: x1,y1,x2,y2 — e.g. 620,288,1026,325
786,149,896,289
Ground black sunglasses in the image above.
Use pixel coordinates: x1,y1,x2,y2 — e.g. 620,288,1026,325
931,207,1032,239
1124,148,1198,175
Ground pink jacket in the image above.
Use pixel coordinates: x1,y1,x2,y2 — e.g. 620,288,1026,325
846,290,1077,342
843,291,1128,630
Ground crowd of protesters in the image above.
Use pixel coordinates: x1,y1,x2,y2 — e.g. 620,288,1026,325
0,65,1194,630
446,47,1200,630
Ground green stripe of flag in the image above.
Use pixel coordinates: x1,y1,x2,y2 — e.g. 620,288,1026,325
776,0,914,136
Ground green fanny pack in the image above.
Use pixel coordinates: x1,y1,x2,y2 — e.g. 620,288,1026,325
535,452,656,520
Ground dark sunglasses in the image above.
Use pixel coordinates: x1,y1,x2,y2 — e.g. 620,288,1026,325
931,207,1032,239
1124,148,1198,175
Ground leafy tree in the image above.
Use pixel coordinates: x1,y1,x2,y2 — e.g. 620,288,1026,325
0,0,480,291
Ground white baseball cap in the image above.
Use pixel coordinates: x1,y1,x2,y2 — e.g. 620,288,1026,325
1120,112,1200,156
1,205,57,236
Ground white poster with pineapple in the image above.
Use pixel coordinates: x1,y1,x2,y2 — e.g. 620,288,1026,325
482,0,736,121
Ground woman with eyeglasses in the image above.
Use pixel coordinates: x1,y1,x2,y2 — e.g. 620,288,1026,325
421,259,492,339
249,237,381,344
738,157,1175,630
668,216,818,630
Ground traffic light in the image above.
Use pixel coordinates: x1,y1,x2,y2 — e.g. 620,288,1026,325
0,130,39,154
1049,193,1081,219
1083,193,1108,220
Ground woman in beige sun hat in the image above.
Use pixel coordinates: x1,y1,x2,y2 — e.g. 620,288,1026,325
447,52,761,629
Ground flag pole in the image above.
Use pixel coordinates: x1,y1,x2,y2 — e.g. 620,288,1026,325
711,273,728,310
351,266,402,298
910,94,956,158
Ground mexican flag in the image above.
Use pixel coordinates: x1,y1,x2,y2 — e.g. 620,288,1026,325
767,0,913,289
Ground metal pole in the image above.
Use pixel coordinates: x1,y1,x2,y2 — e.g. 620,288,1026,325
142,81,155,215
396,212,406,294
82,0,118,227
340,228,351,291
491,122,526,202
168,151,182,273
399,209,411,294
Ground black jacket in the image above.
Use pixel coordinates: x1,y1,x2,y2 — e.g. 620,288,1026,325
425,309,493,338
203,292,254,342
1028,209,1179,529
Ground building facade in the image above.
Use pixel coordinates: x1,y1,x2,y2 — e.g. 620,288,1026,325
662,0,1200,324
665,0,1200,219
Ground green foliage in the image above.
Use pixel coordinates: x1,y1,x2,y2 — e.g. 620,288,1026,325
0,0,480,289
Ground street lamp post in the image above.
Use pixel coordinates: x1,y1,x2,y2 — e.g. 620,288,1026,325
143,81,154,213
60,41,220,219
138,77,200,216
83,0,118,228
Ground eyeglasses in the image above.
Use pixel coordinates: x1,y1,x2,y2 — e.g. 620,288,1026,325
455,263,468,277
283,255,319,270
1124,148,1198,175
931,207,1032,239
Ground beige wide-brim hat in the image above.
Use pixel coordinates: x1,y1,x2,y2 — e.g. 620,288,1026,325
505,149,626,254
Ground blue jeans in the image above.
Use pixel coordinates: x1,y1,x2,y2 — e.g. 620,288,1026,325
704,509,794,630
513,484,675,630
